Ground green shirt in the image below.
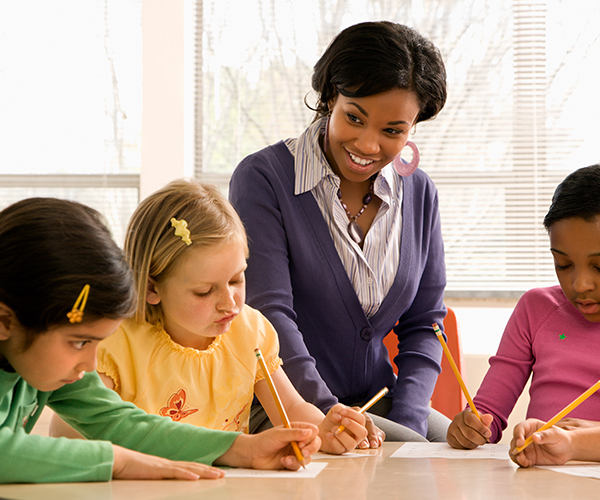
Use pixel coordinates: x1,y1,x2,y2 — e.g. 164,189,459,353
0,369,239,483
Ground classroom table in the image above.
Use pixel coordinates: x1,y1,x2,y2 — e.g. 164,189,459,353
0,442,598,500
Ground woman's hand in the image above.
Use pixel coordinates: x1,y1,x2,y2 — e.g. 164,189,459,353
510,418,573,468
360,413,385,449
215,422,321,471
112,445,225,480
447,408,493,449
318,404,368,454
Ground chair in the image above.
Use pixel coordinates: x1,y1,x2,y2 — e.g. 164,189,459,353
382,306,467,419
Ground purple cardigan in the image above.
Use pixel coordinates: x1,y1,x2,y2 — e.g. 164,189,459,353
229,141,446,436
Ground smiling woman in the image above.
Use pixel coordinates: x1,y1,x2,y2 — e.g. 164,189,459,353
324,88,421,245
229,21,450,445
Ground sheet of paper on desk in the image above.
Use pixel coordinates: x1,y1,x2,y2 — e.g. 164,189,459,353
537,463,600,479
224,461,327,478
312,451,376,460
391,442,512,460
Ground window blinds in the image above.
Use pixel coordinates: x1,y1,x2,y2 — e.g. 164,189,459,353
194,0,600,297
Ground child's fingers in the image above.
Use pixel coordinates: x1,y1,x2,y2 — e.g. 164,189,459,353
331,417,368,450
169,462,225,480
334,405,367,426
447,410,491,449
464,410,492,437
112,445,225,480
336,408,367,433
511,418,546,448
448,425,483,449
290,423,321,455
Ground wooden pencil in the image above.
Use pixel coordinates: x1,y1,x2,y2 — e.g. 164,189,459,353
333,387,389,436
432,322,481,420
254,348,305,468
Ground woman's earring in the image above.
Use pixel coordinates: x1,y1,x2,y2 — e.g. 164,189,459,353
392,141,420,176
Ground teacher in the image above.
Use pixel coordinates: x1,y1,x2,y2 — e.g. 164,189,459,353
229,21,449,444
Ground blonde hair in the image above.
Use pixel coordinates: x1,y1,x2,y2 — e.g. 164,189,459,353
125,178,248,326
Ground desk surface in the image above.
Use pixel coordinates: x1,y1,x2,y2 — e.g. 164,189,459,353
1,443,599,500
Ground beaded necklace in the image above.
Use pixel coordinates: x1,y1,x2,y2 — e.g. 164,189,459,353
337,175,376,245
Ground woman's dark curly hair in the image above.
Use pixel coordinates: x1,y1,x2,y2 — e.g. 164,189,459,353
309,21,447,124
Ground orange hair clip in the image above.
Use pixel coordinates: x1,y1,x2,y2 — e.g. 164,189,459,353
67,284,90,323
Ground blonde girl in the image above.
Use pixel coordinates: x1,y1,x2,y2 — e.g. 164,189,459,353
51,179,368,454
1,197,320,484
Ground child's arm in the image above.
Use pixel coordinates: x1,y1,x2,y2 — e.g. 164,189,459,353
255,367,368,454
214,423,320,470
510,418,600,468
447,408,493,449
47,419,228,479
510,418,576,467
49,372,115,440
556,417,600,430
49,411,84,439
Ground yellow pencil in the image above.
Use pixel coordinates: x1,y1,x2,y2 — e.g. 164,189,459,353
333,387,389,436
254,348,305,468
513,379,600,455
432,323,481,420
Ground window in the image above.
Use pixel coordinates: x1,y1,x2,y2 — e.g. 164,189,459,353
0,0,142,244
194,0,600,296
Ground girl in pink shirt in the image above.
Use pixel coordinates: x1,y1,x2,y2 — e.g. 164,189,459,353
449,164,600,449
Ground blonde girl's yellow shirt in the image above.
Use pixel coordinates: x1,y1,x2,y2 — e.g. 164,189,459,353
97,305,282,433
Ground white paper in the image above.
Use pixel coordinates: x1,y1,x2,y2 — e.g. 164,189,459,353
312,451,376,460
224,461,327,478
391,442,512,460
537,463,600,479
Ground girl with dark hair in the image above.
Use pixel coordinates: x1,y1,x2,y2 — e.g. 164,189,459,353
0,198,320,483
230,21,450,444
448,164,600,452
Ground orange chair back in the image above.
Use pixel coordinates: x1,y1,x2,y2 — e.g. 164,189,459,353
382,306,467,419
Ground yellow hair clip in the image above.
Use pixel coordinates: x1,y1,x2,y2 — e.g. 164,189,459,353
170,217,192,246
67,284,90,324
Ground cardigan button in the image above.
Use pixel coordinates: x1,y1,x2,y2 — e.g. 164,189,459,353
360,327,373,340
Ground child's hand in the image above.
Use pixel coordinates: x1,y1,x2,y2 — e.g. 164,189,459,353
556,417,600,431
111,445,225,480
216,422,321,471
510,418,573,468
318,404,368,454
447,408,493,449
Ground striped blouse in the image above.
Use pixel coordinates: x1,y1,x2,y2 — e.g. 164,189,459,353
285,118,403,318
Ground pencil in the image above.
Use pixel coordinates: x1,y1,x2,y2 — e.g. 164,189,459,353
513,379,600,455
333,387,389,436
432,323,481,420
254,348,305,468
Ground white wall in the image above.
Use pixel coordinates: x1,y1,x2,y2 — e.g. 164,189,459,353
140,0,188,200
449,302,530,444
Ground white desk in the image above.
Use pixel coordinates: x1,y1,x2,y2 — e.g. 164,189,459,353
1,443,598,500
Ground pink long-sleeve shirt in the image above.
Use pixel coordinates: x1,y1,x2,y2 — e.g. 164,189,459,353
473,286,600,443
